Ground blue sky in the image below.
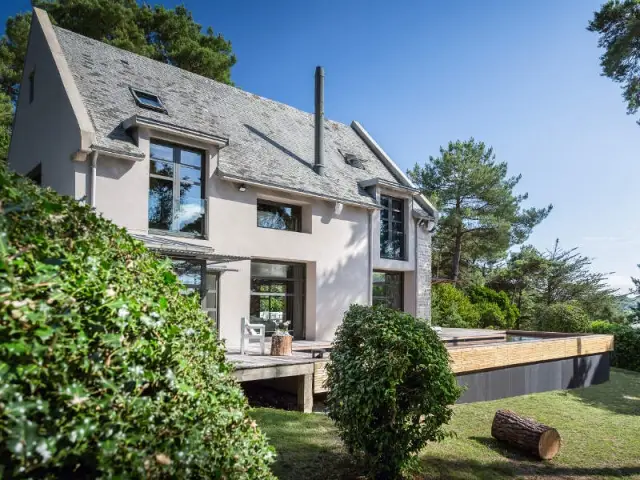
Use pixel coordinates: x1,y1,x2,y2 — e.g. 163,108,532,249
3,0,639,290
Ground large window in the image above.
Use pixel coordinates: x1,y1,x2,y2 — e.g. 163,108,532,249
257,200,302,232
380,195,405,260
372,271,403,310
148,141,206,236
250,261,305,338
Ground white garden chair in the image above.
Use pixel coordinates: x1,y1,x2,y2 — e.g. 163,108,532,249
240,316,266,355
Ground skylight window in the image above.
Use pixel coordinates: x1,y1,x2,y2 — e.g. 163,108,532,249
130,88,167,113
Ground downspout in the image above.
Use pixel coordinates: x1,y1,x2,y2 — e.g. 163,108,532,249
89,150,98,207
414,198,420,318
368,209,373,304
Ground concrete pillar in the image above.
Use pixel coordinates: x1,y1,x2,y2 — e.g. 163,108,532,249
297,373,313,413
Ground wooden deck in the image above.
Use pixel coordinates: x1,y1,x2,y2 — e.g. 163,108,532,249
226,340,331,382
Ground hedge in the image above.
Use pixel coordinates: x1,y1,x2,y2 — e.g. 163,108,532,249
589,321,640,372
0,163,275,478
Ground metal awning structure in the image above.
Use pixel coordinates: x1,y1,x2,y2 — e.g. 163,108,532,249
129,233,249,265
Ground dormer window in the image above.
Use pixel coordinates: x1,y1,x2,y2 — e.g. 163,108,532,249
130,88,167,113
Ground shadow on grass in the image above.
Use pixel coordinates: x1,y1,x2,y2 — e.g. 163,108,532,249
469,436,537,462
270,448,362,480
250,408,366,480
569,368,640,416
420,455,640,479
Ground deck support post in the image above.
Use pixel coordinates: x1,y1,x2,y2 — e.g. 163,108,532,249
297,373,313,413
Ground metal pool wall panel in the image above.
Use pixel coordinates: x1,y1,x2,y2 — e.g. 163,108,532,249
456,352,610,403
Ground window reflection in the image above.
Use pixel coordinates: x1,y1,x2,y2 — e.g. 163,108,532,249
148,141,205,236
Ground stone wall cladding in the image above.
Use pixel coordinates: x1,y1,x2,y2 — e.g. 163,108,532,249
416,222,432,321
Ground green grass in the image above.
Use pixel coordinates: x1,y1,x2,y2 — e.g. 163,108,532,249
251,368,640,479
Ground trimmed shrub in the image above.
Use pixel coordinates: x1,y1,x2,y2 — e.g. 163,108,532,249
431,283,480,328
589,322,640,372
326,305,461,479
466,285,519,329
537,303,590,333
0,165,275,478
477,302,507,329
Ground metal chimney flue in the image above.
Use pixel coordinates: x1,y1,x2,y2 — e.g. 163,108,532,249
314,66,325,176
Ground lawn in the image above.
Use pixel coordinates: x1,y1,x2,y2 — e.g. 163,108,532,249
251,368,640,479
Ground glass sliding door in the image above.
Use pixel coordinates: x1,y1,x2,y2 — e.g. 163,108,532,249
203,271,220,331
171,258,218,332
250,261,305,338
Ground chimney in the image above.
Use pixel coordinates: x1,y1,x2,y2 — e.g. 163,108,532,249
314,66,325,175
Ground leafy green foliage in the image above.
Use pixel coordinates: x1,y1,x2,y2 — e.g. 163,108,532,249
537,303,590,333
588,0,640,123
630,264,640,324
466,285,518,329
432,284,518,329
589,321,640,372
0,0,236,103
0,91,11,161
0,163,274,478
432,283,480,328
408,138,552,281
488,241,625,329
326,305,461,479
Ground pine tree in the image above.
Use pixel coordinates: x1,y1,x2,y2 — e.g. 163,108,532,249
408,138,552,282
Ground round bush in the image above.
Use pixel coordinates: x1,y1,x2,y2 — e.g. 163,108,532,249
326,305,461,479
466,285,519,329
477,302,507,329
431,283,480,328
537,303,590,333
0,165,275,478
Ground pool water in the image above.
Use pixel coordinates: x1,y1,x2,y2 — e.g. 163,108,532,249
506,335,543,342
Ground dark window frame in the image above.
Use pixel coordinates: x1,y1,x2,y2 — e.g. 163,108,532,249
372,270,404,310
380,194,406,260
256,199,302,232
130,87,167,113
250,260,306,338
148,139,206,238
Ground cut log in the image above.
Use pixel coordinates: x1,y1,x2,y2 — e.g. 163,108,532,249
491,409,561,460
270,334,293,356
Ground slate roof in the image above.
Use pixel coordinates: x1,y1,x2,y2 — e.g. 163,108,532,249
53,26,420,208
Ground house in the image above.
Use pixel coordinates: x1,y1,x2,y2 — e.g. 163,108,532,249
8,9,437,348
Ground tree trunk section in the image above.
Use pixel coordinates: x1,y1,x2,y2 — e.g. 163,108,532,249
451,227,462,283
270,334,292,356
491,409,561,460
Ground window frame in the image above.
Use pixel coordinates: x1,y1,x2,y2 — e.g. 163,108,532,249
148,139,207,238
372,270,404,310
379,194,406,260
250,260,306,338
130,87,167,113
256,199,303,232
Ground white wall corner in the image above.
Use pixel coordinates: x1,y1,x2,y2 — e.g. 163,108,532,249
33,7,95,153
